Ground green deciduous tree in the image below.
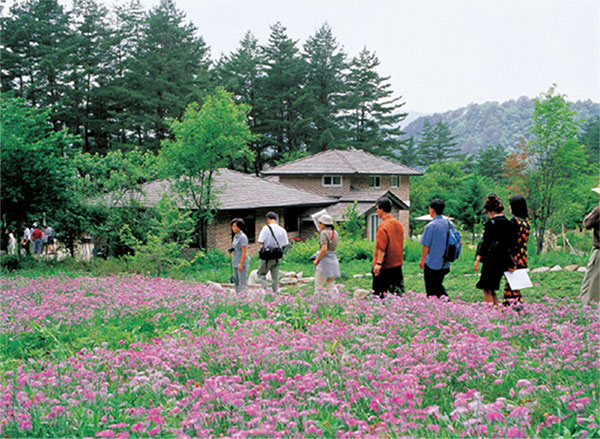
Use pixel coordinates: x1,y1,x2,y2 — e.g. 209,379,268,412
339,201,365,240
527,85,586,254
122,195,193,275
1,97,77,229
160,87,255,248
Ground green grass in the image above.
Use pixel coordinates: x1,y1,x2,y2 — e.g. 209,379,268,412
2,238,590,304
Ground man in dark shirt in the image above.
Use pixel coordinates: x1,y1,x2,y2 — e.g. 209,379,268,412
581,186,599,304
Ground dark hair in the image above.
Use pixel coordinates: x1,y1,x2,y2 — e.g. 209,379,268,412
509,194,528,219
266,211,278,220
230,218,245,230
483,193,504,213
429,198,445,215
376,197,392,213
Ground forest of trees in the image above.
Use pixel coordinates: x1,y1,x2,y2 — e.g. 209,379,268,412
2,0,599,257
403,98,599,155
1,0,407,173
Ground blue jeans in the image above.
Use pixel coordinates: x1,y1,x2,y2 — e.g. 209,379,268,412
33,238,43,254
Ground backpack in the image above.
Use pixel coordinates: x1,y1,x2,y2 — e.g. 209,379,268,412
444,220,462,263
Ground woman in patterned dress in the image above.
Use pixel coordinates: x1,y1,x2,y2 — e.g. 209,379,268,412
503,194,530,307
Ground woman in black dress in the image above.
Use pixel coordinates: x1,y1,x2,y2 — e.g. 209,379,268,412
474,194,516,306
502,195,530,307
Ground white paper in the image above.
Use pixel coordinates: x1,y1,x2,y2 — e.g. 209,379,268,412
311,209,328,232
504,269,533,290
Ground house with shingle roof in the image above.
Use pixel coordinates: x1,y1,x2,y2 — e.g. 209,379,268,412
103,149,421,252
103,168,334,252
262,149,422,240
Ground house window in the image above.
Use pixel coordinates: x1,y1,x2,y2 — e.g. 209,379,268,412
369,213,380,242
322,175,342,187
390,175,399,188
369,175,381,188
284,208,299,233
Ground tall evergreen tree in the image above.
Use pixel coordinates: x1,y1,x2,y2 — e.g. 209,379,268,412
474,144,507,183
1,0,72,130
125,0,212,152
65,0,113,153
302,23,348,153
396,135,419,168
579,115,600,167
417,119,459,167
342,47,406,157
258,22,308,162
108,0,147,150
214,31,266,174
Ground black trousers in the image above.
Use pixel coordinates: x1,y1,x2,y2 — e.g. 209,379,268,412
424,264,449,298
372,264,404,298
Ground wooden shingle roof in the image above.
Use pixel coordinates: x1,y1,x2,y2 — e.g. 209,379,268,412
104,169,334,210
262,149,422,176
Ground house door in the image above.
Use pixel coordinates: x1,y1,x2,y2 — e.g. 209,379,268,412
369,214,380,242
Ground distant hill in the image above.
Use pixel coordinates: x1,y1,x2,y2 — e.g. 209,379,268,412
402,97,600,155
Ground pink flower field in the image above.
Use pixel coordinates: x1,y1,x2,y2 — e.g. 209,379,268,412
1,275,599,438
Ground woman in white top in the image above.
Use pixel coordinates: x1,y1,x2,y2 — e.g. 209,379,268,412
314,214,340,293
7,230,17,255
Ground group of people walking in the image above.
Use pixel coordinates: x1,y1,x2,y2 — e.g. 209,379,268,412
228,190,598,307
3,223,56,256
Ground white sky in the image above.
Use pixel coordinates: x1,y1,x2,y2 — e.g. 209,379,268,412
5,0,600,114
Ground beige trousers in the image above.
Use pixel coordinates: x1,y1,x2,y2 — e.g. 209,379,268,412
581,248,599,305
315,265,336,293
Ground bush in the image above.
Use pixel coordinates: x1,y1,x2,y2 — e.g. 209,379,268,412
336,239,374,262
285,238,320,264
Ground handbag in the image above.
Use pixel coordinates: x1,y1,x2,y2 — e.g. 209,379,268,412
259,225,284,260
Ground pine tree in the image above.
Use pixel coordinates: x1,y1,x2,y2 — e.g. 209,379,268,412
64,0,113,153
258,22,309,162
125,0,212,151
214,31,266,174
108,0,147,150
397,136,419,168
302,23,348,153
579,116,600,167
342,47,406,157
474,144,507,183
1,0,72,130
417,119,459,167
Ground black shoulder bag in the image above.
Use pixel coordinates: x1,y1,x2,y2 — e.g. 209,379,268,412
259,225,284,260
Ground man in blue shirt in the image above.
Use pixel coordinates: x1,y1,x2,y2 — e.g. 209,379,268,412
419,199,452,298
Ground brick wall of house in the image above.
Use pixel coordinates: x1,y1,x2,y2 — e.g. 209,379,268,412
277,174,411,203
208,207,314,255
348,175,411,201
278,175,349,197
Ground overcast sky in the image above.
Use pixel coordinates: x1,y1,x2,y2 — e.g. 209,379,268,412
5,0,600,114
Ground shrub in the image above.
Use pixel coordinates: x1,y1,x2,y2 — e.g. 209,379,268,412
285,237,320,264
